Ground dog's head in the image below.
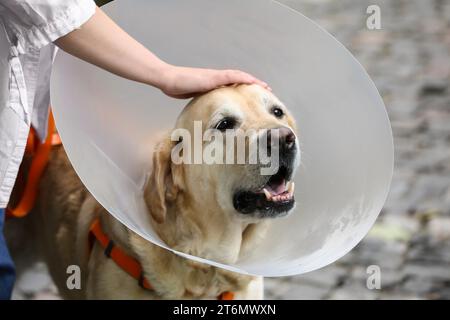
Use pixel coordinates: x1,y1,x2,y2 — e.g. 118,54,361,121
144,84,300,256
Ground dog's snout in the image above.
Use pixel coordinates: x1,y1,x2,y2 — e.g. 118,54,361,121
280,127,295,150
266,127,296,151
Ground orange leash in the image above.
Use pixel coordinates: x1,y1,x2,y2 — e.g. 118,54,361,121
6,111,61,218
89,217,234,300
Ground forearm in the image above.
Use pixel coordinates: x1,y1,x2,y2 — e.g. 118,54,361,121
54,6,169,89
55,6,268,99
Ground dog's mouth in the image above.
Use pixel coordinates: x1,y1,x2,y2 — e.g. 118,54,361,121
232,166,295,218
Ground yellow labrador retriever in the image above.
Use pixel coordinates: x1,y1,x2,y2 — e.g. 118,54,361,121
33,84,300,299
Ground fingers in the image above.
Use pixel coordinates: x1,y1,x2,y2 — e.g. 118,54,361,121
165,92,200,99
161,67,272,100
220,70,271,91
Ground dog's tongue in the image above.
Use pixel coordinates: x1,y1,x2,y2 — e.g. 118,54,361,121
266,179,286,195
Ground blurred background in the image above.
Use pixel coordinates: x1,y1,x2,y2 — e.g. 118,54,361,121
6,0,450,299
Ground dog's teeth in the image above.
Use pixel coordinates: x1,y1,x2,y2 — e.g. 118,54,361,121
286,181,292,192
288,181,295,195
263,188,272,201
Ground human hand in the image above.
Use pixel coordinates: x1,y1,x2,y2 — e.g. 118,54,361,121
159,65,271,99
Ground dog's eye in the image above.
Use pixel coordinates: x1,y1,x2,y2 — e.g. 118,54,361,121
271,106,284,118
215,117,236,131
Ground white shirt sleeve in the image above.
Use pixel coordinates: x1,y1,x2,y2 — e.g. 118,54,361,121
0,0,96,55
0,0,96,207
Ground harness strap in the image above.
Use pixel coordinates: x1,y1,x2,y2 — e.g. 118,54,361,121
6,111,62,218
89,218,153,290
89,218,234,300
217,291,235,300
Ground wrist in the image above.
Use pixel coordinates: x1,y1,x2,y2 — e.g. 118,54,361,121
147,61,176,91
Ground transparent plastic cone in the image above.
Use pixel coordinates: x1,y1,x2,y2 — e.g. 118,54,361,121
50,0,393,276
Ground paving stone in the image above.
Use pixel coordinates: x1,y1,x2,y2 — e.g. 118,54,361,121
407,241,450,264
282,283,330,300
420,80,448,96
290,264,347,288
368,221,414,243
379,292,422,300
401,277,436,296
401,264,450,281
328,280,380,300
427,217,450,241
263,279,294,299
352,236,407,270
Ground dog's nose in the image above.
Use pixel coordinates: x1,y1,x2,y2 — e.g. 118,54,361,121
280,127,296,150
267,127,296,151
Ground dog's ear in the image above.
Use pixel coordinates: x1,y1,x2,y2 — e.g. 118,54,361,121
144,138,183,224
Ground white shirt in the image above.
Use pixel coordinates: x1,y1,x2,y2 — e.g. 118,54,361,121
0,0,96,208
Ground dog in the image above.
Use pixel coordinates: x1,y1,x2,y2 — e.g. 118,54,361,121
31,84,300,299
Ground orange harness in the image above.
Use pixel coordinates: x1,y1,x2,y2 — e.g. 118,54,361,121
88,218,153,290
89,217,235,300
7,110,234,300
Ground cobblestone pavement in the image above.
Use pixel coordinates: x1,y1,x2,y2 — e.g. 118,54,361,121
7,0,450,299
